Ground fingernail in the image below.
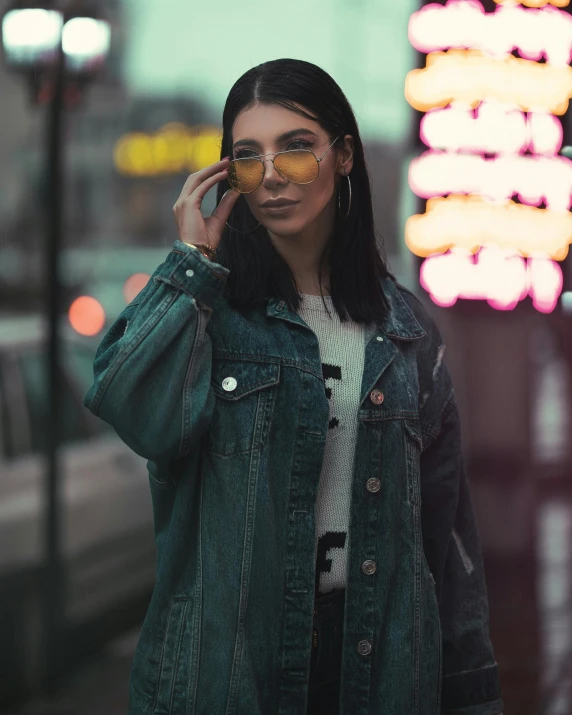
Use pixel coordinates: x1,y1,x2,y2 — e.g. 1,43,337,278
221,189,232,200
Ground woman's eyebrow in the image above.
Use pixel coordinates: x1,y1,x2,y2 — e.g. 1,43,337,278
232,128,318,150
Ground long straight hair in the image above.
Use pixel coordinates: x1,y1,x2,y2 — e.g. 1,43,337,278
214,58,395,324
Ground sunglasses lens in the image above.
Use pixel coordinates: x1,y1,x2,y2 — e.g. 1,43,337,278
275,151,318,183
227,158,263,193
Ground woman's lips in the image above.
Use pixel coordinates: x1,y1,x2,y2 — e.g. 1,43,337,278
262,201,299,215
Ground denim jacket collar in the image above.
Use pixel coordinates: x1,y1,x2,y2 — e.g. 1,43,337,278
377,277,426,341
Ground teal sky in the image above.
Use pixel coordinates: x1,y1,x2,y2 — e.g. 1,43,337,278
121,0,417,144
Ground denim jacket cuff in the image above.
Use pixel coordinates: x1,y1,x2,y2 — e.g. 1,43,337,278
165,239,230,308
441,662,502,713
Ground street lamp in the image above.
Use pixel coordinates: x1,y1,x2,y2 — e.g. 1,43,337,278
2,5,62,67
1,0,111,701
2,0,111,103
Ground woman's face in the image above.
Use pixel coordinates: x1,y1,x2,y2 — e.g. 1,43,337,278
230,103,354,236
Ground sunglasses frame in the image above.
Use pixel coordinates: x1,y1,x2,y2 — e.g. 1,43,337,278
227,133,343,194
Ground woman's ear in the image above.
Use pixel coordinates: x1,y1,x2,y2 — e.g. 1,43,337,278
338,134,354,175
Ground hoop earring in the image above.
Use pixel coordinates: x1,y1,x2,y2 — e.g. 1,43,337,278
224,194,261,233
338,173,351,220
225,217,261,233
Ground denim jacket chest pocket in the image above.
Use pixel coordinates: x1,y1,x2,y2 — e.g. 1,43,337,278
206,356,281,458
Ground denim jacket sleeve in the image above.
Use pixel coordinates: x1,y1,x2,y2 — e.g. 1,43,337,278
83,240,230,482
414,312,504,715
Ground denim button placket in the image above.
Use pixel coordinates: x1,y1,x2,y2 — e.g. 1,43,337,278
357,640,372,656
362,560,377,575
366,478,381,493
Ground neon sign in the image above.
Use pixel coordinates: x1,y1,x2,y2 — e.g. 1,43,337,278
409,0,572,65
420,103,562,155
405,195,572,260
409,152,572,211
420,246,563,313
405,49,572,115
405,0,570,313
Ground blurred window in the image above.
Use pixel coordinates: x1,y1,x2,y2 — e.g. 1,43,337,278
16,348,91,456
62,341,96,394
0,361,8,459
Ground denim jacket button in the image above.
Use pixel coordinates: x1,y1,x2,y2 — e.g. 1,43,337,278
366,478,381,493
362,560,377,575
370,389,384,405
357,640,372,656
222,377,237,392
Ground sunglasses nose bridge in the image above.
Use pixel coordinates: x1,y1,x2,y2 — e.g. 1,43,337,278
258,155,288,185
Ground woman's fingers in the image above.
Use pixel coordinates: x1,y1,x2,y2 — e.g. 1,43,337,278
209,186,241,225
178,158,230,202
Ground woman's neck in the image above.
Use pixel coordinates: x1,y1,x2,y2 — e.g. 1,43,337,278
267,197,335,298
300,286,331,296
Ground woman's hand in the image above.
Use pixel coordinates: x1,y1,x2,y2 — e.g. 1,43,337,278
172,157,240,250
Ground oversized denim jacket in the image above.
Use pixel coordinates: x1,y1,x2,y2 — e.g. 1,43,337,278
84,240,504,715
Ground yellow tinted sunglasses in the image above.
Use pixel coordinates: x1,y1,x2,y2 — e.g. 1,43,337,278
227,134,342,194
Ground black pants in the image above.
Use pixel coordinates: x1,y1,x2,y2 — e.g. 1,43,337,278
306,588,345,715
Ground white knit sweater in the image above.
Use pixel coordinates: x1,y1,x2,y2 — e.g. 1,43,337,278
296,293,374,596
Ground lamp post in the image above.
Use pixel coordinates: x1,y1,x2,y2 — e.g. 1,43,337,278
1,0,110,700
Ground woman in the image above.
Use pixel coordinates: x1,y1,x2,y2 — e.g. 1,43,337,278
84,58,504,715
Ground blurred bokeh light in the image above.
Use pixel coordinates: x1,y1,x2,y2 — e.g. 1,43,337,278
68,295,106,336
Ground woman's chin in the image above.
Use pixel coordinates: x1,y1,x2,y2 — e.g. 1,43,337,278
267,222,307,238
265,213,307,231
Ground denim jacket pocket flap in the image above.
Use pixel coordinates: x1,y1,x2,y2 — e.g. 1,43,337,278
211,358,281,401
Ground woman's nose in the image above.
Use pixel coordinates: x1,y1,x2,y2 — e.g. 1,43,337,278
260,157,287,186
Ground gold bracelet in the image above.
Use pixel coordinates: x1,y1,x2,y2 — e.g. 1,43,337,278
184,242,216,260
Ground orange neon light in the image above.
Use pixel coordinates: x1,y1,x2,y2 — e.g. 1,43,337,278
493,0,569,7
405,49,572,115
404,195,572,261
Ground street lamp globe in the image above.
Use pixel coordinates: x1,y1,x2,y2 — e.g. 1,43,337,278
1,3,63,72
1,0,111,95
61,0,111,79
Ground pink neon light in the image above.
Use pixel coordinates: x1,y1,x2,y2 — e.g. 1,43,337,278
529,255,564,311
409,151,572,210
420,103,563,155
409,0,572,66
419,247,562,312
